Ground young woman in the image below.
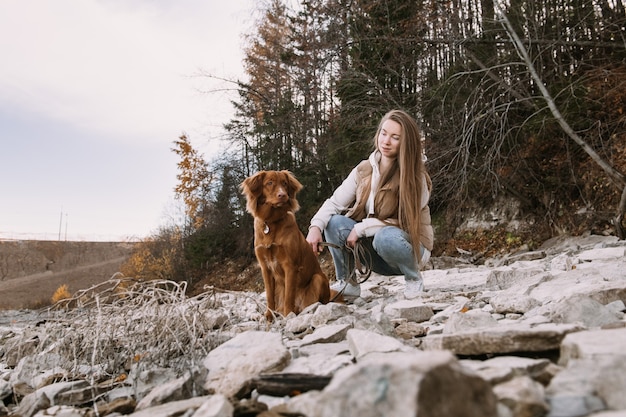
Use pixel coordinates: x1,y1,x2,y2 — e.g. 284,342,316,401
306,109,434,299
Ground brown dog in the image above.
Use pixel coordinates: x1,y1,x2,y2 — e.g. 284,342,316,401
241,170,335,320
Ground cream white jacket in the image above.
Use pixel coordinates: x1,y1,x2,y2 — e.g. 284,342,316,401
310,151,431,262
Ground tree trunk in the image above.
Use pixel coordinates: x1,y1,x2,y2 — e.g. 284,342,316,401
615,185,626,239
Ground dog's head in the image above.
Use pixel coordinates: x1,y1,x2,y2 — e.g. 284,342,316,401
241,170,303,215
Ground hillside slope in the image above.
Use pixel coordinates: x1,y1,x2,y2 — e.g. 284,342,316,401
0,240,134,309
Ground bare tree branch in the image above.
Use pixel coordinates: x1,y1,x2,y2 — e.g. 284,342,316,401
495,1,626,238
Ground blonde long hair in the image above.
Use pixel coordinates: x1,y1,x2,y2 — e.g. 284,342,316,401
373,110,429,257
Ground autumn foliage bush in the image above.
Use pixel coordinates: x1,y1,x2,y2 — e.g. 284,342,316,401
51,284,71,304
120,235,180,281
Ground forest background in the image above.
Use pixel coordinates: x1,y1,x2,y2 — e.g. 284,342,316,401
121,0,626,293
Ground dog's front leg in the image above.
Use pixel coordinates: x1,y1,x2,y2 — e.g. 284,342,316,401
283,266,297,316
259,263,276,320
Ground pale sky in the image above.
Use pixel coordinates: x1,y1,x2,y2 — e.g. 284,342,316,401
0,0,255,241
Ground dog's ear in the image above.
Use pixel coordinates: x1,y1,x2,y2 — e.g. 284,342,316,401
241,171,266,214
282,170,303,212
241,171,266,195
282,170,303,197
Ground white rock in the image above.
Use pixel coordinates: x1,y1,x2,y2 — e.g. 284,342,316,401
382,300,434,322
578,247,626,261
346,329,413,360
191,395,233,417
202,331,290,397
493,376,549,417
285,351,498,417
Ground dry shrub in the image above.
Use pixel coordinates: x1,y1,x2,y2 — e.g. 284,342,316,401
4,272,281,388
17,277,267,381
51,284,71,303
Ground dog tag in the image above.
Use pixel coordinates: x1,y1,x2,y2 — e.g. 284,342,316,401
264,223,270,234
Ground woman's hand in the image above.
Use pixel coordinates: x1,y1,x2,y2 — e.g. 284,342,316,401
346,228,359,248
306,226,323,255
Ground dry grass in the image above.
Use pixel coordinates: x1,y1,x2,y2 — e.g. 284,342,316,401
6,276,275,385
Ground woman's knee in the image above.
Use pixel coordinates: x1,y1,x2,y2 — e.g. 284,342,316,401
373,226,414,259
325,215,356,243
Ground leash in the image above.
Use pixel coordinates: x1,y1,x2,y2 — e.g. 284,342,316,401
318,241,372,301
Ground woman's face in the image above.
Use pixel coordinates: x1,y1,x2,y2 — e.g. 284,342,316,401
377,119,402,159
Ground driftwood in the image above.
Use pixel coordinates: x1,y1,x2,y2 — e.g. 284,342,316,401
252,373,333,397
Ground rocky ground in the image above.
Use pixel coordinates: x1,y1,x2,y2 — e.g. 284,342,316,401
1,233,625,417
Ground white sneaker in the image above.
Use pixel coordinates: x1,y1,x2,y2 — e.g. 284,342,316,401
331,280,361,299
404,280,424,299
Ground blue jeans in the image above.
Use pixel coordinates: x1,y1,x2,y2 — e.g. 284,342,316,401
324,214,424,288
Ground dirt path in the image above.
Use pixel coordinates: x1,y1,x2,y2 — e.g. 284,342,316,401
0,256,128,310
